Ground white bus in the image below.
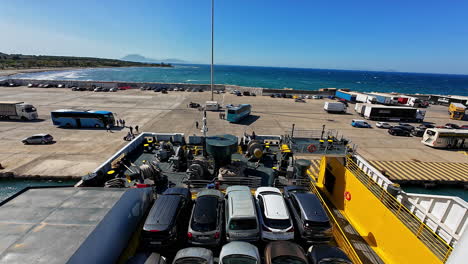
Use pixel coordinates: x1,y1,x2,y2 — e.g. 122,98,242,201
421,128,468,149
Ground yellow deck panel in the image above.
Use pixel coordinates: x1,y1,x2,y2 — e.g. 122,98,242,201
369,160,468,182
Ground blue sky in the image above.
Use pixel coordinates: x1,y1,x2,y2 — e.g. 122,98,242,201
1,0,468,74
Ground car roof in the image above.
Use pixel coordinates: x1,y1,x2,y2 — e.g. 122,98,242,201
226,185,250,194
220,242,260,260
229,191,255,217
31,134,50,137
309,245,351,262
262,193,289,220
163,187,190,197
292,193,329,222
255,187,281,196
265,241,307,262
174,247,213,261
193,196,219,224
143,195,181,231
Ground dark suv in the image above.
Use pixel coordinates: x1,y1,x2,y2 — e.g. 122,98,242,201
141,188,192,250
283,186,332,243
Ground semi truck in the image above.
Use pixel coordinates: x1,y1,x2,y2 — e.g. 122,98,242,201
449,103,466,120
324,102,347,113
335,90,356,102
355,93,369,103
0,101,38,120
363,105,425,122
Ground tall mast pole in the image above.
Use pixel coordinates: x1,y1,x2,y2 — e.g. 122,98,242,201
210,0,214,101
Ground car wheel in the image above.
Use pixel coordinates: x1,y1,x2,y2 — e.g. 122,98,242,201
21,116,28,121
95,124,100,128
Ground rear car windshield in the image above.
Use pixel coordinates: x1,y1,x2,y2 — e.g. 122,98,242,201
272,256,307,264
174,257,207,264
229,218,257,230
222,255,258,264
264,218,291,229
191,196,218,232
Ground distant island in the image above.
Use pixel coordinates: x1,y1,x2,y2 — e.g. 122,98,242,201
0,52,172,69
121,54,188,64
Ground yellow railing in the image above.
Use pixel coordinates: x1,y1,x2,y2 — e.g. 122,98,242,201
307,173,363,264
346,157,453,262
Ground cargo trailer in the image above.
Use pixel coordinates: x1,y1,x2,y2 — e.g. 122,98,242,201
363,105,425,122
335,90,356,102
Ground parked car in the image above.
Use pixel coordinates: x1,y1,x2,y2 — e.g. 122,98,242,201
411,126,427,137
172,248,214,264
421,123,435,128
219,242,261,264
110,88,118,92
162,187,192,205
283,186,332,243
162,89,168,94
57,84,65,88
225,186,260,242
307,245,352,264
255,187,294,241
102,87,110,92
188,189,224,247
338,98,348,106
22,134,54,145
397,123,415,131
141,189,192,250
351,119,372,128
460,125,468,130
388,127,411,136
243,91,251,96
94,87,104,92
87,87,94,91
265,241,309,264
295,98,306,103
444,123,460,129
312,95,323,99
376,122,392,129
126,253,167,264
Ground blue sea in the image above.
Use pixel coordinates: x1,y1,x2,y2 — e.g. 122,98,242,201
0,179,78,203
6,64,468,96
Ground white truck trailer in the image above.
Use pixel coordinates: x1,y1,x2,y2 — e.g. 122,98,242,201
363,105,425,122
324,102,347,113
0,101,38,120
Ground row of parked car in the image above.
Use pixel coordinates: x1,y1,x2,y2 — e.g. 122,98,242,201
130,241,351,264
136,186,350,264
270,93,324,100
351,120,467,137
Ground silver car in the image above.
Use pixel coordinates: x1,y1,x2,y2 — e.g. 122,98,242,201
172,247,214,264
220,241,260,264
22,134,54,144
188,189,224,247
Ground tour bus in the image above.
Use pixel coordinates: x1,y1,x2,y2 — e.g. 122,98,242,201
226,104,251,123
421,128,468,149
51,109,115,128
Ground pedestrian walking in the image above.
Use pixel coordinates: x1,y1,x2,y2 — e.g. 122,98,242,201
195,121,199,129
129,126,133,135
122,120,126,127
106,124,112,133
135,125,139,134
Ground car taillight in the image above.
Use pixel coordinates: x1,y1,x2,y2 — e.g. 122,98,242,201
187,232,193,239
287,226,294,232
214,232,220,239
262,225,271,232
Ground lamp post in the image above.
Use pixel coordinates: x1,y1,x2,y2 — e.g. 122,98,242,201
210,0,214,101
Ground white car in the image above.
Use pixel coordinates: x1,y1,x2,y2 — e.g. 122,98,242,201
255,187,294,241
219,242,260,264
376,122,392,129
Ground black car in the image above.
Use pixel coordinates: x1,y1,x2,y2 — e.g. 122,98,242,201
162,187,192,204
283,187,332,243
141,193,191,250
307,245,352,264
411,126,427,137
444,123,460,129
243,91,251,96
388,127,410,136
397,123,415,131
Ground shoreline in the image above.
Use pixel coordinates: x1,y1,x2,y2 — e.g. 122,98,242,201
0,67,90,77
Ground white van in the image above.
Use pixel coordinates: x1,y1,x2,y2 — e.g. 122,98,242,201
205,101,220,111
324,102,346,113
225,186,260,242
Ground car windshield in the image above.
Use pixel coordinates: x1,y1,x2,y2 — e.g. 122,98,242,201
222,255,258,264
174,257,207,264
229,218,257,230
319,259,352,264
24,107,36,113
272,256,307,264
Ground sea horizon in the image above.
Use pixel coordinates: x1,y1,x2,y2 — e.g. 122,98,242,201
5,64,468,96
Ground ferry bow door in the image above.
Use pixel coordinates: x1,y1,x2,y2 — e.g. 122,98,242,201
318,156,346,210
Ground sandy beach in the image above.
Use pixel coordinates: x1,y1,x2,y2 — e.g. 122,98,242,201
0,67,86,78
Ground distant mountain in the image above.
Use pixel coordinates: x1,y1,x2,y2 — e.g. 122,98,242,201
121,54,188,64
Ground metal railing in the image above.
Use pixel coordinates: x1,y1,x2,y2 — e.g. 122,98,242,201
305,177,363,264
346,157,453,262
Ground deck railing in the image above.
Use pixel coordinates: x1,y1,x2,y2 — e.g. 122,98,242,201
346,156,453,262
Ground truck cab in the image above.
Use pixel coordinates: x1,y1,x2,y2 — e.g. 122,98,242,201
449,103,466,120
0,101,38,120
